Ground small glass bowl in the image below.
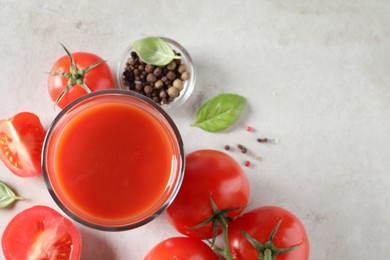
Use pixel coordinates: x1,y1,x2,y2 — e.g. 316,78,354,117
42,89,185,231
117,37,196,111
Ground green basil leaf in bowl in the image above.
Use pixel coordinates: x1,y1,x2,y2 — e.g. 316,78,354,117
192,93,247,132
132,37,182,66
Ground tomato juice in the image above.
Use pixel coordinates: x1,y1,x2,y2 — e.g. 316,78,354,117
42,90,184,231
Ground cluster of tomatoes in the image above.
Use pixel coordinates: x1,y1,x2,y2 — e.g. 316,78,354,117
0,48,115,259
0,46,115,178
1,45,310,259
145,150,310,259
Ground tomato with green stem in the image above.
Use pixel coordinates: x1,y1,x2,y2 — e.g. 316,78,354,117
47,43,115,109
2,205,82,260
0,112,46,177
228,206,310,260
144,237,219,260
165,150,250,240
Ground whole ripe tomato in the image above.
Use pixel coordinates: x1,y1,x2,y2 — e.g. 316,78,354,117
165,149,250,239
144,237,218,260
47,44,115,109
0,112,46,177
2,205,82,260
228,206,310,260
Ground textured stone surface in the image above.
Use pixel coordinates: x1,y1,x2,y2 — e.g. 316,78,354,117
1,0,389,259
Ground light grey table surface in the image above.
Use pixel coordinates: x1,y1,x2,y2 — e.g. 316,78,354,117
1,1,389,259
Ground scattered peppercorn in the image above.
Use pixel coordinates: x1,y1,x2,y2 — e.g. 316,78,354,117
244,161,251,167
237,144,248,153
224,145,230,151
122,51,191,105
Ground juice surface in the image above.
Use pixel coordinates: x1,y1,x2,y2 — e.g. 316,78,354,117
53,102,173,221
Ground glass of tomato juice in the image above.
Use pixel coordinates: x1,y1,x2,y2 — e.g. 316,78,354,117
42,89,184,231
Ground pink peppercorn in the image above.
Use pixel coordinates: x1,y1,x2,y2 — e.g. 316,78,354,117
245,126,252,132
244,161,251,167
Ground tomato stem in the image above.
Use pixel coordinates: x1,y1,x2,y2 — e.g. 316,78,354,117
192,196,239,260
263,249,274,260
215,213,234,260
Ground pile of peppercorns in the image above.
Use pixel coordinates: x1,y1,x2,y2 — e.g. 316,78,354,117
122,51,191,105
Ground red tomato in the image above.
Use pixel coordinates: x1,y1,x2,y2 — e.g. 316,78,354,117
0,112,46,177
47,46,115,109
144,237,218,260
228,206,310,260
166,149,250,239
2,205,82,260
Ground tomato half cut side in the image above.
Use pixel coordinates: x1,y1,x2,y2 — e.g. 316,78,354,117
2,205,82,260
0,112,46,177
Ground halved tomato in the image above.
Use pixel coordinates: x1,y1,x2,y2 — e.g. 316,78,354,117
2,205,82,260
0,112,46,177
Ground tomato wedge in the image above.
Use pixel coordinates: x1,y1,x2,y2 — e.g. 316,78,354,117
2,205,82,260
0,112,46,177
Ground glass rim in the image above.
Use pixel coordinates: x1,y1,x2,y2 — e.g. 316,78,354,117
41,89,185,231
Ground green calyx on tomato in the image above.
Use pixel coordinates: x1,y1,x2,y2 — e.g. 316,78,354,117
190,196,246,260
48,43,106,107
240,219,301,260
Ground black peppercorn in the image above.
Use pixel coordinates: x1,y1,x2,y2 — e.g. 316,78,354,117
146,73,157,83
159,90,167,99
145,64,154,73
167,87,179,98
153,67,162,76
144,85,153,95
166,71,176,80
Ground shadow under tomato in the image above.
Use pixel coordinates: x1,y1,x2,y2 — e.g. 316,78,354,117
79,229,117,260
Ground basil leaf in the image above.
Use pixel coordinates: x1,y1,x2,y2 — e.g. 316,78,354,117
193,94,247,132
0,181,23,209
132,37,181,66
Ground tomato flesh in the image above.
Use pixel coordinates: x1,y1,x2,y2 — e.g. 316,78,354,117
144,237,218,260
0,112,46,177
166,149,250,239
228,206,310,260
2,205,82,260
